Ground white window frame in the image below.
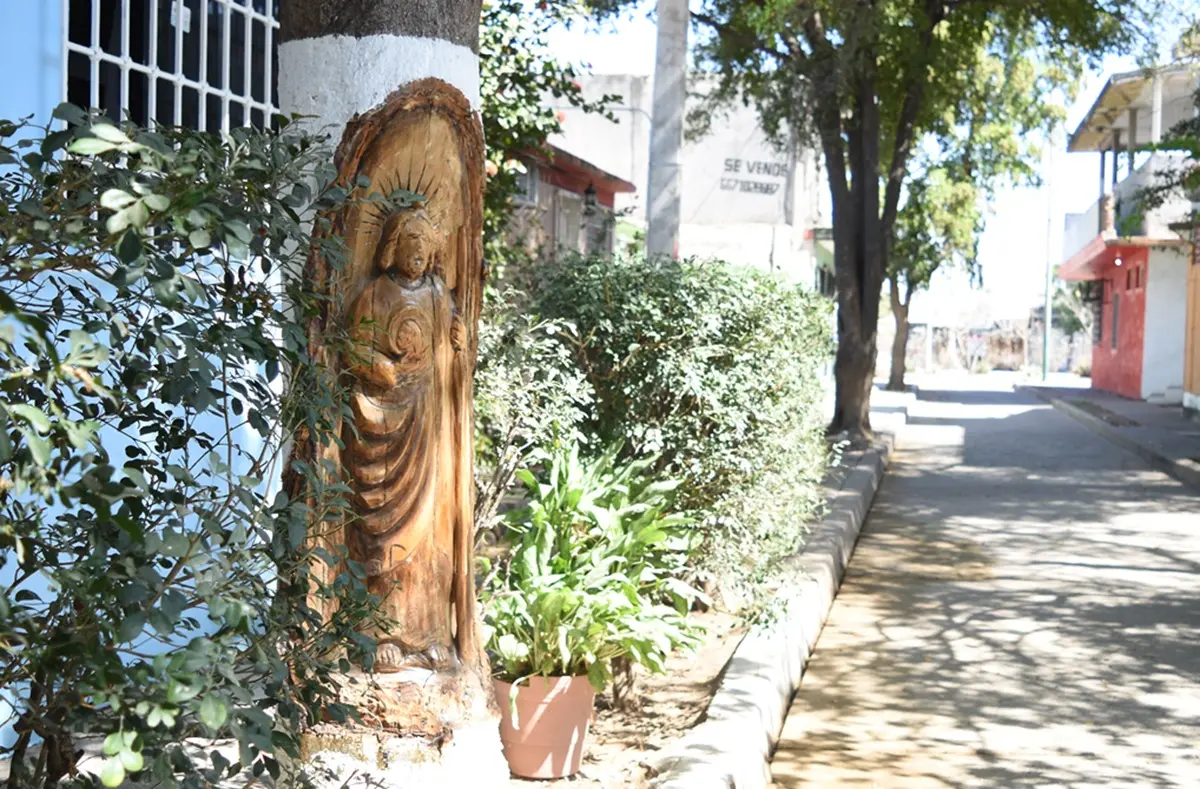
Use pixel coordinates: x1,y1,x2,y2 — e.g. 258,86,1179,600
62,0,279,132
515,161,539,206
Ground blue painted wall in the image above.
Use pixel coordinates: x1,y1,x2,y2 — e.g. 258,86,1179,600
0,1,63,747
0,0,64,124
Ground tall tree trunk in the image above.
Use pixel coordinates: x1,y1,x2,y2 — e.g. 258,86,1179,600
802,5,942,441
887,275,910,391
826,76,885,439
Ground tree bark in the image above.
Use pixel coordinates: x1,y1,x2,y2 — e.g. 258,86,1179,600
800,6,944,440
887,275,910,391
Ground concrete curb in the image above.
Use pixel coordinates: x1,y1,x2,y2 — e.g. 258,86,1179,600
645,419,902,789
1020,386,1200,492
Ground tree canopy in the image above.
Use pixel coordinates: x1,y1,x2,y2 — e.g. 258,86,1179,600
891,27,1070,309
589,0,1168,436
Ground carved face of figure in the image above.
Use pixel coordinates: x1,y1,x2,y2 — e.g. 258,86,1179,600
376,207,438,281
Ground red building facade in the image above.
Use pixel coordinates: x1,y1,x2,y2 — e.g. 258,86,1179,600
1090,247,1147,399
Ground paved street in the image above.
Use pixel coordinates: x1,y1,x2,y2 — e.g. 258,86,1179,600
771,380,1200,788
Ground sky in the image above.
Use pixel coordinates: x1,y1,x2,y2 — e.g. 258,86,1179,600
545,5,1180,325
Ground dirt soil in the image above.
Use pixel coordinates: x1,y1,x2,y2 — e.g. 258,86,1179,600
506,610,745,788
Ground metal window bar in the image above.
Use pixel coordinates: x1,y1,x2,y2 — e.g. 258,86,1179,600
61,0,279,132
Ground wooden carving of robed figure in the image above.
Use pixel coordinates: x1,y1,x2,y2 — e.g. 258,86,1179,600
293,78,489,730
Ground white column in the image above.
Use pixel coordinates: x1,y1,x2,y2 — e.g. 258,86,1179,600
646,0,688,258
1150,73,1163,143
1127,107,1138,172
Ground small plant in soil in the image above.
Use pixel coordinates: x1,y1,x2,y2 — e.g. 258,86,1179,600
481,442,704,693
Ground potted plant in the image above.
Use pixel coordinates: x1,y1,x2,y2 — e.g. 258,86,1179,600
481,444,703,779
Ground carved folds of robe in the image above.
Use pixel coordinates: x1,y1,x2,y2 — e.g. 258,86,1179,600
302,79,485,676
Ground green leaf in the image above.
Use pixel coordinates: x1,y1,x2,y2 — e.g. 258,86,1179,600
24,431,51,467
200,694,228,730
69,138,117,156
586,660,607,692
146,705,177,728
121,466,150,491
117,230,142,263
143,193,170,212
188,229,212,249
167,680,200,704
223,221,253,245
118,611,146,642
287,518,305,549
119,748,144,773
91,124,131,144
102,732,124,756
107,201,150,234
496,633,529,663
52,103,88,125
164,465,195,485
99,757,125,788
635,526,667,545
100,189,137,211
9,405,50,434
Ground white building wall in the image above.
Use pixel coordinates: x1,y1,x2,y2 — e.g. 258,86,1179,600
1141,247,1189,403
551,74,829,287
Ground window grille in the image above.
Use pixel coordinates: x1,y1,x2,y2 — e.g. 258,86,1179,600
63,0,279,132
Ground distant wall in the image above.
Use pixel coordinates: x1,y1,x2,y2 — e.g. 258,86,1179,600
551,74,829,287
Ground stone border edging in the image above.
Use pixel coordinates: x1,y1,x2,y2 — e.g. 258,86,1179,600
1020,386,1200,492
644,422,900,789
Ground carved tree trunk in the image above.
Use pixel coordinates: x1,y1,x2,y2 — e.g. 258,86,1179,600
278,3,507,785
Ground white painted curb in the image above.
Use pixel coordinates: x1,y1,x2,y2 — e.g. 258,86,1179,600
645,407,906,789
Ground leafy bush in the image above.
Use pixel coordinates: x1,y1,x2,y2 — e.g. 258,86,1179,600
527,253,833,592
473,297,593,534
0,109,374,787
482,443,701,690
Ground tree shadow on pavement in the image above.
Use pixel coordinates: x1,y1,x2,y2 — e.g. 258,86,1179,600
772,385,1200,788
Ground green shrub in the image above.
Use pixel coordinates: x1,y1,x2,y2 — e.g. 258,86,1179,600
481,443,701,691
527,253,833,592
0,109,375,787
473,296,594,534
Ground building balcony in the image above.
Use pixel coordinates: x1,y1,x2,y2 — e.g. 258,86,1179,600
1063,152,1192,265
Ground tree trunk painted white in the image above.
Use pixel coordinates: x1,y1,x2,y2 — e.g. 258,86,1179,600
279,0,482,139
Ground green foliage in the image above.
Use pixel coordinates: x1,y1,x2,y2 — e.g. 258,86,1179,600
482,444,702,690
1053,282,1099,337
474,297,594,533
480,0,616,276
890,29,1071,304
0,109,378,787
682,0,1160,153
620,0,1170,433
891,167,982,299
526,252,832,589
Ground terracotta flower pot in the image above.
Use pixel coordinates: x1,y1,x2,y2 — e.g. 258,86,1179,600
494,675,595,779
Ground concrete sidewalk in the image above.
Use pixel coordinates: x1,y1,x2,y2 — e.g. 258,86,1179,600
770,380,1200,788
1021,383,1200,491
